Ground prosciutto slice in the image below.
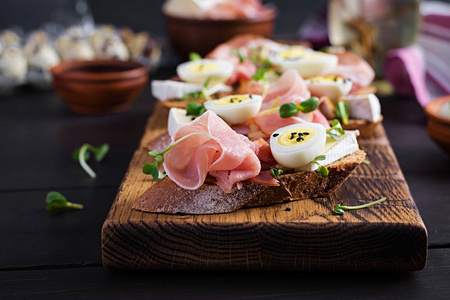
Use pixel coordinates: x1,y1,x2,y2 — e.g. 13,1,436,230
261,69,311,110
253,138,277,169
251,109,309,137
321,50,375,88
204,0,273,20
163,111,260,193
248,70,329,137
206,35,259,83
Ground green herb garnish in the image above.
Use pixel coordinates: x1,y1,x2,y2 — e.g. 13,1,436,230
251,67,270,98
334,197,387,215
232,48,245,63
46,191,83,214
72,143,109,179
183,91,202,99
183,77,212,101
252,67,266,81
143,132,220,180
270,168,283,177
363,159,370,165
335,101,349,125
279,97,320,118
311,155,328,178
202,77,212,101
249,53,270,69
186,102,206,116
189,52,202,61
326,119,345,140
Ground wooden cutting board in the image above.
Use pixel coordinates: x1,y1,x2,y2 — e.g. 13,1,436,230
101,101,427,271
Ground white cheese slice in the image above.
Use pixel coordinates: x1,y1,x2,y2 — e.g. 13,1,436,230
168,107,197,136
340,93,381,122
298,130,360,171
151,80,231,101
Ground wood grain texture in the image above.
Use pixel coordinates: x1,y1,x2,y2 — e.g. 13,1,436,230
101,101,428,271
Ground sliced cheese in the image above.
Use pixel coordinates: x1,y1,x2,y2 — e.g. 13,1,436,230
340,93,381,122
298,130,360,171
168,107,197,136
152,80,231,101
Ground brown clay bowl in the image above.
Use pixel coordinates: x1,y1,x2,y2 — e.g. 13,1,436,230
164,10,277,58
51,60,149,114
424,95,450,157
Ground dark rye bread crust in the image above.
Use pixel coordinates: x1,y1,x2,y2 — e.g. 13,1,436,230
132,150,366,214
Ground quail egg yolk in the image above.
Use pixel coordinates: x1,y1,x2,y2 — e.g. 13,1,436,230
308,75,345,83
277,128,316,146
187,62,220,73
279,47,310,60
213,95,251,106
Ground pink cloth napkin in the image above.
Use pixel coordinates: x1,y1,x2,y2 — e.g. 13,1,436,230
384,1,450,106
384,46,431,106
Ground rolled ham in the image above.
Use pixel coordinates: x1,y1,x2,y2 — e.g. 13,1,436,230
163,111,261,193
261,69,311,110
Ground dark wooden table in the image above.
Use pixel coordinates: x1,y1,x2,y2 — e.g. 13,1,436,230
1,66,449,299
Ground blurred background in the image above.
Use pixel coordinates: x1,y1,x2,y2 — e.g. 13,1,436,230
0,0,328,38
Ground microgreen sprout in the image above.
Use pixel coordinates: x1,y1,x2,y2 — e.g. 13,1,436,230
335,101,349,125
326,119,345,140
143,132,220,180
249,52,270,69
183,77,212,101
334,197,387,215
72,143,109,179
201,77,212,101
270,168,283,177
251,67,270,98
311,155,329,178
252,68,266,81
189,52,202,61
46,191,83,214
279,97,320,118
186,103,206,116
232,48,245,63
183,90,202,99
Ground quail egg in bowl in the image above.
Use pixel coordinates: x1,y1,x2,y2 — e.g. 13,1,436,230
269,46,338,79
270,123,327,169
176,58,234,85
203,94,262,125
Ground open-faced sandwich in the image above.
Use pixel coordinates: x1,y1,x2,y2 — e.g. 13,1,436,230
152,34,382,137
134,75,366,214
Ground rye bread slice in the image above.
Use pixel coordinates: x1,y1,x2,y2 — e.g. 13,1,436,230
132,150,366,214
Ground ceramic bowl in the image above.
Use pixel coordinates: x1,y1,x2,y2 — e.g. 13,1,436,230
164,10,277,57
51,60,149,114
424,95,450,156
